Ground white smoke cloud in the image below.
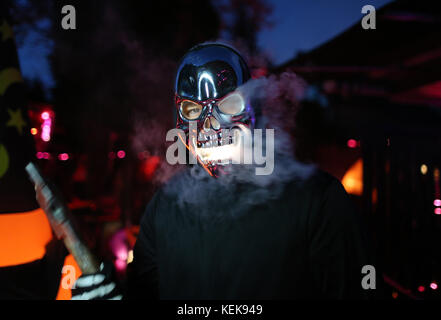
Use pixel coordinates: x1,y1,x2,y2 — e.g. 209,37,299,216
160,72,316,219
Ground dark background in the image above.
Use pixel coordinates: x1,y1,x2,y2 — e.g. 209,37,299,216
3,0,441,299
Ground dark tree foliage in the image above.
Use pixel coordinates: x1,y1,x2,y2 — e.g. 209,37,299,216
49,0,220,150
7,0,272,214
216,0,272,55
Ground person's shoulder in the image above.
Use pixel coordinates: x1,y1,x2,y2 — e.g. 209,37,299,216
303,169,359,224
306,168,338,186
141,167,195,214
281,168,353,218
285,167,343,196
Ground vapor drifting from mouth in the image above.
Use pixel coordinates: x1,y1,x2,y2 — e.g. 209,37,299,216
160,71,317,220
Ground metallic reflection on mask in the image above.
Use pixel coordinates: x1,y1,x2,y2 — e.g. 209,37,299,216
174,44,254,177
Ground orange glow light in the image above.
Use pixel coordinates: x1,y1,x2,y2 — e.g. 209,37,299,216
341,158,363,196
0,208,53,267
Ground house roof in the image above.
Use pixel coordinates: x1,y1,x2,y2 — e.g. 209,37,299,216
274,1,441,107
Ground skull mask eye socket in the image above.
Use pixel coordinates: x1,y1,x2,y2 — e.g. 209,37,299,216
180,100,203,120
217,92,245,116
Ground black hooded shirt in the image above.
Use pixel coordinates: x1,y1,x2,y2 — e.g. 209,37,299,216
127,167,377,299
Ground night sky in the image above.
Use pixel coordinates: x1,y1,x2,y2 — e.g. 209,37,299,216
259,0,393,64
16,0,393,95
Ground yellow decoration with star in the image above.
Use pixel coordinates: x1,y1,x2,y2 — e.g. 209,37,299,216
6,108,27,135
0,144,9,179
0,68,23,96
0,19,14,42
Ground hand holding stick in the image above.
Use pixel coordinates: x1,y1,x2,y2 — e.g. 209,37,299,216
25,162,100,274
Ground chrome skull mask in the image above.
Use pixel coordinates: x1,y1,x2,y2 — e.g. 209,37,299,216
175,44,254,177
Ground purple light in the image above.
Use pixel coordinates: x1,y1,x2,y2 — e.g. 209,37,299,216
41,111,50,120
41,118,52,142
434,199,441,207
114,258,127,271
117,150,126,159
116,248,128,261
42,134,50,142
58,153,69,161
109,229,129,272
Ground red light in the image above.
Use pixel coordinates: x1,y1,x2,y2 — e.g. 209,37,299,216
434,199,441,207
117,150,126,159
417,286,425,292
58,153,69,161
42,152,50,160
347,139,358,148
41,112,50,120
30,128,38,135
435,208,441,215
36,152,43,159
430,282,438,290
142,156,161,180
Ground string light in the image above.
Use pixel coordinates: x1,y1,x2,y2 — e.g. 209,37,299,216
41,111,49,120
40,111,52,142
347,139,358,148
58,153,69,161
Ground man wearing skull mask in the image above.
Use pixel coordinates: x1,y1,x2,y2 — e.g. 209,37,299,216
73,44,379,300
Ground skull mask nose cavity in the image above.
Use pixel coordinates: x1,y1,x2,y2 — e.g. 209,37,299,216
203,117,211,130
210,117,220,130
203,116,221,131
